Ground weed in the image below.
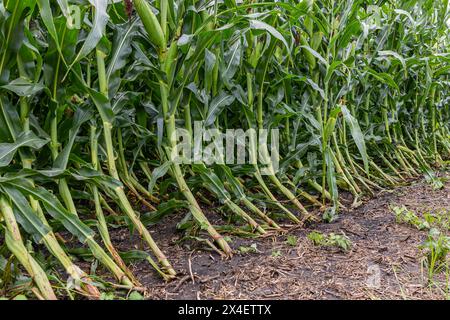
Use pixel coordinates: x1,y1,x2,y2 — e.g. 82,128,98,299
307,231,352,251
238,244,259,254
271,250,282,258
286,235,298,247
391,205,430,230
420,228,450,280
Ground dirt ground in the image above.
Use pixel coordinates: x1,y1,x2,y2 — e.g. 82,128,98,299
110,174,450,300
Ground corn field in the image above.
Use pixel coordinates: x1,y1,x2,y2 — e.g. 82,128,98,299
0,0,449,300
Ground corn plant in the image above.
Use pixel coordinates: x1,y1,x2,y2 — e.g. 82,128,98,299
0,0,449,299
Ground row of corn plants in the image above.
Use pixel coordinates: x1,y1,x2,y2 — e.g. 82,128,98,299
0,0,448,299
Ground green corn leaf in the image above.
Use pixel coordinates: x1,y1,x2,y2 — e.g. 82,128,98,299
148,161,172,195
5,179,95,244
366,68,400,91
0,132,49,167
54,106,92,170
215,165,246,200
1,78,47,97
0,185,51,243
192,164,230,202
299,45,328,67
324,149,338,204
249,19,290,53
341,105,369,174
69,0,109,68
106,19,139,83
205,91,235,126
222,39,241,86
56,0,70,17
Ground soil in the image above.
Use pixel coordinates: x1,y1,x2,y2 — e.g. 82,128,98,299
108,174,450,300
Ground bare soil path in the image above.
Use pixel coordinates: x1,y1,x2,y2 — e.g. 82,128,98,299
111,174,450,300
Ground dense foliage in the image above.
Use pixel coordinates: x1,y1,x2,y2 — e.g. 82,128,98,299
0,0,449,299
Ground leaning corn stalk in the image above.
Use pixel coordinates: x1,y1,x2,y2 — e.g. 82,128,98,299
134,0,233,255
0,196,57,300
